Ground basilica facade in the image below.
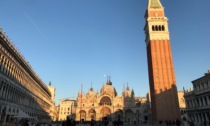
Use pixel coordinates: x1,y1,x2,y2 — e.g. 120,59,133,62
74,80,143,122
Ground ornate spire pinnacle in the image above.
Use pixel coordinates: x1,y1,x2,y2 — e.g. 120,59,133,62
126,83,129,90
90,82,93,91
106,75,112,85
49,81,51,86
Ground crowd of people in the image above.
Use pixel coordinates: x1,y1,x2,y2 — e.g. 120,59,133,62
3,118,210,126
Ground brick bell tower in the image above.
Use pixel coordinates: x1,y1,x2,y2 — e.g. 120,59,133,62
144,0,181,122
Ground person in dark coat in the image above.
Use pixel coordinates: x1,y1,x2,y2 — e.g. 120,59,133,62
90,119,95,126
113,120,116,126
176,119,180,126
62,121,65,126
72,120,76,126
189,121,194,126
66,118,72,126
23,120,29,126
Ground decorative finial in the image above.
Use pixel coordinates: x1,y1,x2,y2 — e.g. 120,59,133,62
107,75,111,82
90,82,93,91
49,81,51,86
126,82,129,90
105,75,112,85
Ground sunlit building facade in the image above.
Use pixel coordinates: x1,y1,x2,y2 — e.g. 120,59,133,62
58,99,76,121
48,83,57,121
0,28,54,125
177,91,187,119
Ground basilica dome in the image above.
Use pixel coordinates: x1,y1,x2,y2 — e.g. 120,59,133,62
100,80,117,97
86,87,97,98
123,85,134,98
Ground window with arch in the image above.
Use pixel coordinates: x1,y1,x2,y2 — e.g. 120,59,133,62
180,98,185,104
204,97,207,106
159,25,161,31
197,85,200,91
162,25,165,31
193,85,196,90
200,98,203,106
152,25,155,31
100,96,112,106
155,25,158,31
196,98,199,107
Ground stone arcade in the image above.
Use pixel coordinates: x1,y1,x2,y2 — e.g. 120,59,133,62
0,28,54,125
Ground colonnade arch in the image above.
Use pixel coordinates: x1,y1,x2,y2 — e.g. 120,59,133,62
186,95,210,108
0,79,37,107
188,112,210,124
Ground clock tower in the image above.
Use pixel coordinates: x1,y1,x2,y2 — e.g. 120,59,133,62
144,0,181,121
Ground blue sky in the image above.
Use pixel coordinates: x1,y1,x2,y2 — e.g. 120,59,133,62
0,0,210,105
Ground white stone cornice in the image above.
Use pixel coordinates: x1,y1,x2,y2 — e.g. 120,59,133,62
149,32,170,40
145,33,170,46
147,17,168,21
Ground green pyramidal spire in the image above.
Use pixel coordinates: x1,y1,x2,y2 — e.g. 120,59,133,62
148,0,163,9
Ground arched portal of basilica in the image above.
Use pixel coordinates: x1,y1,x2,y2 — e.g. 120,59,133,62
88,109,96,120
100,107,111,119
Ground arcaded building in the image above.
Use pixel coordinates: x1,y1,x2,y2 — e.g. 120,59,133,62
74,80,144,122
184,70,210,124
0,28,54,124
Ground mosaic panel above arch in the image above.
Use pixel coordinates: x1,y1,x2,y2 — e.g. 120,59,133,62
100,96,112,105
100,107,111,117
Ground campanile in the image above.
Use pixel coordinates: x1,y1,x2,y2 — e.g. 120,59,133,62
144,0,181,122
